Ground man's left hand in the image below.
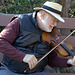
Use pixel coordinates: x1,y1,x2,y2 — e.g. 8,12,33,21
67,56,75,66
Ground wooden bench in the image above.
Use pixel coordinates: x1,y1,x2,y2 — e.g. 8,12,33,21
0,14,75,75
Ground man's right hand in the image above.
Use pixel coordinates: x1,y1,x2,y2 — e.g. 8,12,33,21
23,54,38,69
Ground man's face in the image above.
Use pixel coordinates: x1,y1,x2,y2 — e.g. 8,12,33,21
38,11,58,32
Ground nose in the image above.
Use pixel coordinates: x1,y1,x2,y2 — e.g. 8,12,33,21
54,21,57,26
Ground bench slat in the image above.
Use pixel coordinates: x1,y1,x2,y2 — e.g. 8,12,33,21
61,36,75,48
0,15,75,29
57,18,75,29
0,14,14,26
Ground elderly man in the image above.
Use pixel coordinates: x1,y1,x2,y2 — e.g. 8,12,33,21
0,1,75,75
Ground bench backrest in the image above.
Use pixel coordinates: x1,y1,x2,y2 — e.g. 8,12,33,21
0,14,14,26
0,14,14,62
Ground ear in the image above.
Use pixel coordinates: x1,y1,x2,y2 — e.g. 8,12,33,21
40,10,46,19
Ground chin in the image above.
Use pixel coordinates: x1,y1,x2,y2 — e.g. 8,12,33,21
45,29,52,32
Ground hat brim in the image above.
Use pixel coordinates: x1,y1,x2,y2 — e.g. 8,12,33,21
34,7,65,22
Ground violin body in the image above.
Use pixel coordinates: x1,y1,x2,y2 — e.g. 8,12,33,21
42,27,74,57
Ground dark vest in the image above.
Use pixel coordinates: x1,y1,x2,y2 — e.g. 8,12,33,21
2,12,50,74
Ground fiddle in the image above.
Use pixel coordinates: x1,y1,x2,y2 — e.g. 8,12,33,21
41,27,75,57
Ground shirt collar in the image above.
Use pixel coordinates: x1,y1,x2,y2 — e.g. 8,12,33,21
32,11,38,28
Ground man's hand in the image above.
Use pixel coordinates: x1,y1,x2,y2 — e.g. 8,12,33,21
23,54,38,69
67,56,75,66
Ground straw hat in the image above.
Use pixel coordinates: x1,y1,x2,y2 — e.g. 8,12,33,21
34,1,65,22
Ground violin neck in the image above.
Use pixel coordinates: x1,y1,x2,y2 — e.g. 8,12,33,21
61,42,75,57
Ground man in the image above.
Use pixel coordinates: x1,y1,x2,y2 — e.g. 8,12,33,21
0,1,75,75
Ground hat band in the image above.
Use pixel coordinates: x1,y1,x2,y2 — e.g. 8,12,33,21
42,5,61,15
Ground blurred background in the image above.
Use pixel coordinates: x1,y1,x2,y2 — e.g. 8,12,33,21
0,0,75,17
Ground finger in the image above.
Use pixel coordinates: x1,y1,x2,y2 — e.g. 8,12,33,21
30,59,34,69
29,60,37,69
31,55,37,64
28,55,38,69
28,59,35,69
73,56,75,61
28,61,32,69
32,59,37,67
33,56,38,63
30,60,37,69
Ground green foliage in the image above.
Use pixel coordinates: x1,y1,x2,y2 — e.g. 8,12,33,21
0,0,75,16
0,26,5,32
69,8,75,18
0,0,55,14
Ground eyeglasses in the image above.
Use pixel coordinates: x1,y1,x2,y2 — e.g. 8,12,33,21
50,15,57,21
47,12,58,22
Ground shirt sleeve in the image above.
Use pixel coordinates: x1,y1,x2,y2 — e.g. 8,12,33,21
48,50,69,68
0,18,25,63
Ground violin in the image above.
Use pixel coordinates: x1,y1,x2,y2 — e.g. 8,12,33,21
41,27,75,57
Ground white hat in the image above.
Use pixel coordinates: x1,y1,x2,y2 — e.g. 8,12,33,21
34,1,65,22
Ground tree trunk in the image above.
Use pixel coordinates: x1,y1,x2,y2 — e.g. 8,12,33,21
55,0,71,17
0,0,2,5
